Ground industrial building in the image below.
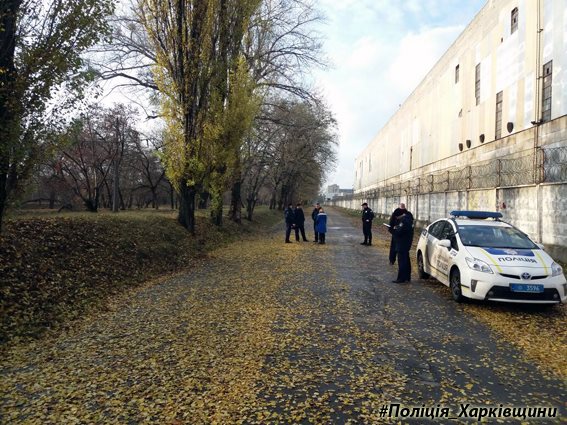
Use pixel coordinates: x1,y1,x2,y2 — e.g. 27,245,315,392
334,0,567,260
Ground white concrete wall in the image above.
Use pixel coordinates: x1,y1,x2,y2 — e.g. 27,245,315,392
355,0,567,192
332,183,567,262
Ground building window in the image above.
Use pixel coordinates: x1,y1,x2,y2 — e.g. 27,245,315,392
455,65,459,83
542,61,553,122
495,91,503,139
511,7,518,34
475,63,481,106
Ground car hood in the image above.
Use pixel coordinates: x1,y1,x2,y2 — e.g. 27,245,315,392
466,246,553,273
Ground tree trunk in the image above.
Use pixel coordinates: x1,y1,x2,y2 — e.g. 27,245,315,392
49,190,56,209
0,0,23,234
198,191,209,209
112,157,119,212
170,184,175,210
229,179,242,223
246,197,256,221
210,191,223,226
178,180,196,233
151,188,158,209
0,167,7,233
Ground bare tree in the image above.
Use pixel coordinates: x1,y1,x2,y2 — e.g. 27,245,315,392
242,96,337,220
228,0,326,222
0,0,114,231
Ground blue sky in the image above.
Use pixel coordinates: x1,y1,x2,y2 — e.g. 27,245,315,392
314,0,487,188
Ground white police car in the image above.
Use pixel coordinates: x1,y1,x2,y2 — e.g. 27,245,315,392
416,211,567,304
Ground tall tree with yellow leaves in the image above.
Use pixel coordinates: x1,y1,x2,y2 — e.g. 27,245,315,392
139,0,260,232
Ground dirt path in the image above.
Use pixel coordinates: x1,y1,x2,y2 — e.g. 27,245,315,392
1,208,565,423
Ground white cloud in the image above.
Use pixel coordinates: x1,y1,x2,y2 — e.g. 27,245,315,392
314,1,486,188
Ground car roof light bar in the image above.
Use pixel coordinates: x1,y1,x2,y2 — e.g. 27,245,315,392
449,210,503,219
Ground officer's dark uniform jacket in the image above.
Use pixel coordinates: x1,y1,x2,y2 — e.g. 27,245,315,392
295,208,305,224
362,207,375,223
311,207,320,242
285,207,295,224
393,211,414,282
311,207,319,221
393,212,414,251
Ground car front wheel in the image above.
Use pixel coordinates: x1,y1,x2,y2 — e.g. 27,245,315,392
450,268,464,303
417,252,429,279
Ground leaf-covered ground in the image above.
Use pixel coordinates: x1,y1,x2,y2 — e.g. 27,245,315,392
0,208,280,344
1,208,565,423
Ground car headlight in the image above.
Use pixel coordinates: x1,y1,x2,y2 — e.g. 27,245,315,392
551,262,563,277
465,257,493,274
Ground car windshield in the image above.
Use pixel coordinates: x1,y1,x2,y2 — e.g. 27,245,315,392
458,225,537,249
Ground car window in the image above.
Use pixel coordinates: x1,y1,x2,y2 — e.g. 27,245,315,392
439,222,454,240
428,221,446,239
457,225,537,249
436,222,459,251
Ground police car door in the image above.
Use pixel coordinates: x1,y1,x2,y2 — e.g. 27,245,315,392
425,221,446,279
434,222,457,284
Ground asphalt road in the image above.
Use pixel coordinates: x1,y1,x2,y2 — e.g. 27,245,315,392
1,207,565,424
300,207,566,422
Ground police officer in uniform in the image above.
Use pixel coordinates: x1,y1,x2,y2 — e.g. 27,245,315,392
388,203,407,264
284,203,295,243
360,202,375,245
392,209,414,283
311,202,320,242
294,203,308,241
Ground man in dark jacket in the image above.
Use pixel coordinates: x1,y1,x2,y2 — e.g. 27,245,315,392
294,203,308,241
360,202,375,245
311,202,320,242
284,203,295,243
392,209,414,283
388,203,407,264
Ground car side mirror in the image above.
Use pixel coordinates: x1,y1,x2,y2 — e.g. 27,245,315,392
437,239,451,249
536,243,545,250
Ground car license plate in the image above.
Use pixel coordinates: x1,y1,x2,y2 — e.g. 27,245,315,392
509,283,544,293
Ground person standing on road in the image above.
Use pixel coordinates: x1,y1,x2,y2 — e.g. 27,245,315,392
315,207,327,244
311,202,321,243
294,203,308,241
392,208,414,283
284,203,296,243
388,203,407,264
360,202,375,246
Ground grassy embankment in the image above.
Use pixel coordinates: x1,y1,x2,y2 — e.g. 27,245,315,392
0,207,281,346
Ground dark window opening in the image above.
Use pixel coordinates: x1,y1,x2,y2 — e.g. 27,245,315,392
542,61,552,122
455,65,460,83
511,7,518,34
495,91,503,139
475,63,481,106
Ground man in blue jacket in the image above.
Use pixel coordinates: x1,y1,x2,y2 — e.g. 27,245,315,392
315,207,327,244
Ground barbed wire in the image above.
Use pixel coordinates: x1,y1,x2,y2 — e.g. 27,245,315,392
543,146,567,183
345,146,566,201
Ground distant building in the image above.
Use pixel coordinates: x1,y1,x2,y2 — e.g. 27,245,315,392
325,184,354,201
